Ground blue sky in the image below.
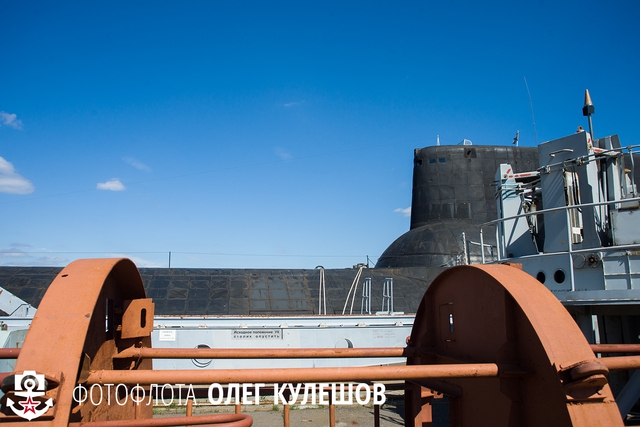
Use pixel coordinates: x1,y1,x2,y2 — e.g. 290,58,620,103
1,1,639,268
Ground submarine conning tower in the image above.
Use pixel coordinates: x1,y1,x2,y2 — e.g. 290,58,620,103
377,144,538,268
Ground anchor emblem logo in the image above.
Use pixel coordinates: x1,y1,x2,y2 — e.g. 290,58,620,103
6,370,54,420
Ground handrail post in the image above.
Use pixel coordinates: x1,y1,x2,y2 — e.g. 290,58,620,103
565,205,576,292
329,389,336,427
374,403,381,427
480,227,485,264
283,404,290,427
628,147,637,197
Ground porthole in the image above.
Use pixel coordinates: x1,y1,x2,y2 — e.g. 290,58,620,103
536,271,546,284
192,344,212,368
335,338,354,348
554,270,566,284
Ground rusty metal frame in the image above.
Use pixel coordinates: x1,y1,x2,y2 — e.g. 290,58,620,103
0,259,154,426
404,264,624,427
1,259,636,426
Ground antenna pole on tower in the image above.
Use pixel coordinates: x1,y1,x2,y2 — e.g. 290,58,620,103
583,89,595,141
524,77,538,146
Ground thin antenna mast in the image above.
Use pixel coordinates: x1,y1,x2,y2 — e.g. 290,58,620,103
524,77,539,145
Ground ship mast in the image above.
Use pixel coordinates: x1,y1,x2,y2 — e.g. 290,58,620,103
582,89,595,140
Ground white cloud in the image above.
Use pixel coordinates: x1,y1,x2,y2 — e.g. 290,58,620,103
0,243,33,259
283,100,305,107
394,206,411,217
0,244,69,267
97,178,126,191
0,249,29,258
10,243,32,248
0,156,35,194
123,157,152,172
109,254,162,268
0,111,23,129
274,147,292,160
33,256,69,266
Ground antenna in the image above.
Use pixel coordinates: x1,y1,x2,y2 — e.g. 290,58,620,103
582,89,595,140
524,77,539,145
436,135,440,146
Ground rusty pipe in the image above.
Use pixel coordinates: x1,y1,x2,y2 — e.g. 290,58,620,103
329,401,336,427
68,414,252,427
87,363,503,386
590,344,640,354
283,403,290,427
0,348,20,359
599,355,640,370
114,346,422,359
87,354,638,386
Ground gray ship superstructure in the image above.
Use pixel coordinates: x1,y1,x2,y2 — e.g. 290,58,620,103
485,123,640,342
